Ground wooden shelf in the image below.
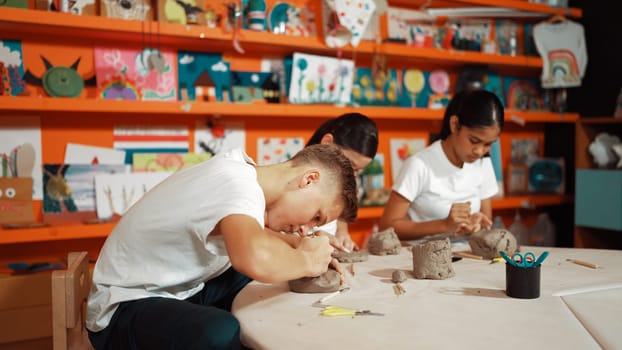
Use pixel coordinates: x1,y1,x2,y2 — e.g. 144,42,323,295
387,0,581,18
0,7,551,69
0,222,116,244
0,194,573,245
0,96,578,122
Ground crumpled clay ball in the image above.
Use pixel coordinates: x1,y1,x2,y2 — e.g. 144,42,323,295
288,269,341,294
368,227,401,255
411,238,454,280
468,228,518,260
391,270,407,283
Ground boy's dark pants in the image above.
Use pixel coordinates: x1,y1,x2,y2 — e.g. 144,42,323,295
88,267,252,350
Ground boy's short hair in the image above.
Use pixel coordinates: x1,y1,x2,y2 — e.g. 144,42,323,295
290,144,358,223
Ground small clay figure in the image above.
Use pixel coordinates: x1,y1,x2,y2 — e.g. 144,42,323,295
332,249,369,263
411,238,454,280
288,269,341,294
468,228,518,260
368,227,401,255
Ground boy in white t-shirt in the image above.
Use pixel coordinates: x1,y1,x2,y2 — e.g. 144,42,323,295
86,144,358,350
380,90,503,240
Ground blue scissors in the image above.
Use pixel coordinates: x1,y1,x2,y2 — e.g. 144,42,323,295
511,252,536,267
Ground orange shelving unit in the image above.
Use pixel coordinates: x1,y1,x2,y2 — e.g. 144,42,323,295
0,1,582,261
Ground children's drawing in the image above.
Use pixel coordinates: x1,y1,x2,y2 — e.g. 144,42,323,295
100,0,152,20
132,152,211,172
288,52,354,104
0,178,34,225
94,172,172,219
0,40,26,96
427,70,451,109
268,2,316,36
0,116,43,199
23,56,96,98
113,125,189,164
42,164,128,222
194,120,245,157
389,138,426,182
177,52,232,102
95,47,177,101
257,137,303,165
65,143,126,165
359,154,390,207
351,67,400,106
502,76,544,111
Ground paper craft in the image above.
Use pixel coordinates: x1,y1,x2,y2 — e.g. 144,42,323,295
178,52,232,102
0,116,43,199
113,124,190,164
95,172,172,219
65,143,126,165
389,138,426,182
0,178,34,225
334,0,376,47
257,137,304,165
132,152,211,172
42,163,128,223
95,47,177,101
22,54,96,98
194,120,245,156
0,40,26,96
288,53,354,104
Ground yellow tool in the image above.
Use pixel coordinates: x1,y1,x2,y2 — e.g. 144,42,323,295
320,305,384,317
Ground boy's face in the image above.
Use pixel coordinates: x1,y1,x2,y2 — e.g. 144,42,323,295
266,171,343,235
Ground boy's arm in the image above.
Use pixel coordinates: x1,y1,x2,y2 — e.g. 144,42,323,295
220,214,333,283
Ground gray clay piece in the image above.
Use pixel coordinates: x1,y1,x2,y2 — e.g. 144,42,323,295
288,269,341,293
411,238,455,280
332,250,369,263
391,270,407,283
468,228,518,260
368,227,401,255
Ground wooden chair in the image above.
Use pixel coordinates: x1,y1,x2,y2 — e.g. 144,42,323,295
52,251,94,350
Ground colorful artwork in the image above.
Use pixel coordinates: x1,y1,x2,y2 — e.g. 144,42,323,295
132,152,211,172
543,49,581,88
351,67,400,106
0,116,43,200
178,51,231,102
42,163,128,222
334,0,376,47
194,120,245,156
0,40,26,96
427,70,451,109
65,143,126,165
0,178,33,225
288,52,354,104
94,47,177,101
502,76,544,111
387,7,436,43
231,71,273,103
159,0,207,25
389,138,426,183
359,154,390,207
495,20,520,55
113,125,189,164
257,137,304,165
94,172,171,219
100,0,152,20
268,2,316,36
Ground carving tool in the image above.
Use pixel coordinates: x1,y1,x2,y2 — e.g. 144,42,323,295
313,287,350,307
566,258,600,269
454,251,483,260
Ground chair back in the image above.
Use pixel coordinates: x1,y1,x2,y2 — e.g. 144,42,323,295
52,251,94,350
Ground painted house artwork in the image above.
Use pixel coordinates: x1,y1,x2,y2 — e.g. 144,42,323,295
178,51,232,102
231,71,277,103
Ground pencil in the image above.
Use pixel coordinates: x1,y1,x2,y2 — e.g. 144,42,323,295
454,251,483,260
566,258,599,269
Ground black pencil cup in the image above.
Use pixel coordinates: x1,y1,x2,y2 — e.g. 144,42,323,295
505,263,541,299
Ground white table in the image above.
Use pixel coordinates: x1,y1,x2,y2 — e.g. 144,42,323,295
232,246,622,350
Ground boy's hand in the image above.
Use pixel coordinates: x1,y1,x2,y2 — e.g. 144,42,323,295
329,258,346,285
313,230,349,253
297,234,334,277
335,231,358,252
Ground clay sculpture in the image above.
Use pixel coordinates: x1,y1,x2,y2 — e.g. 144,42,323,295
288,269,341,293
411,238,454,280
368,227,401,255
468,228,518,260
332,249,369,263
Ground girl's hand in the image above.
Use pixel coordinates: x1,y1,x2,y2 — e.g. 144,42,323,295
446,202,471,233
457,212,493,234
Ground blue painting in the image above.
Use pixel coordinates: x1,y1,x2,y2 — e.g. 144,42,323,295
177,51,232,102
0,39,26,96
